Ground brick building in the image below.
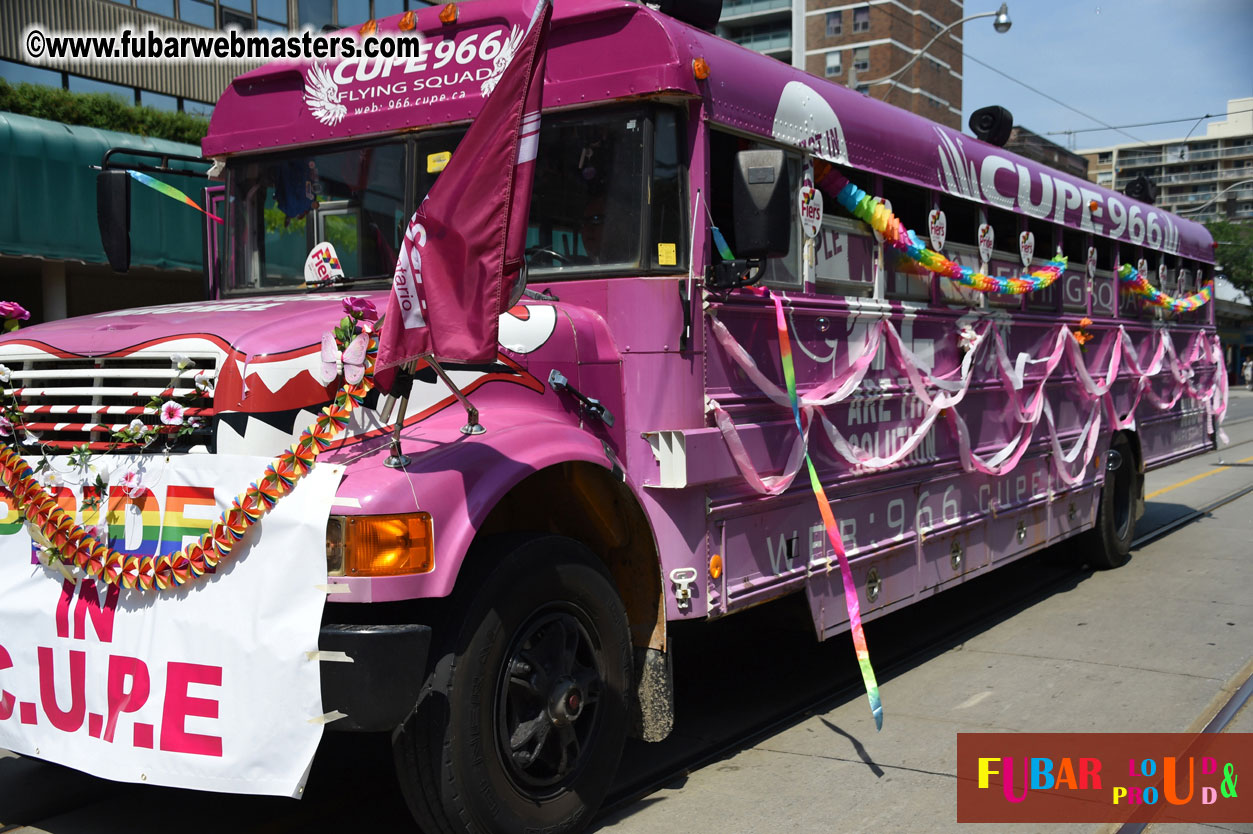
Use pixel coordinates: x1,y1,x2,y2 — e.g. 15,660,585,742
718,0,969,131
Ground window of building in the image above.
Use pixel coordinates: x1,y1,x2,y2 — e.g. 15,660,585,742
258,0,288,22
180,0,216,27
853,46,869,72
339,0,371,24
826,11,841,36
184,99,216,117
1098,152,1112,163
140,90,180,111
299,0,335,29
137,0,175,15
852,6,870,32
825,51,842,77
0,58,63,89
68,74,135,103
855,83,869,95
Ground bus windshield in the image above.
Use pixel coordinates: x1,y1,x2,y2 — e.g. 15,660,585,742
222,105,685,293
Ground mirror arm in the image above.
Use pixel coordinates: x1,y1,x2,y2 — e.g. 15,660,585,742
706,258,764,290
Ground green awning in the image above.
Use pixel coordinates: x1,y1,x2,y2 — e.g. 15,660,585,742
0,112,206,271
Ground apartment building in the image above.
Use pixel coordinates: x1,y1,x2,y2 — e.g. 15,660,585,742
1080,98,1253,224
717,0,967,130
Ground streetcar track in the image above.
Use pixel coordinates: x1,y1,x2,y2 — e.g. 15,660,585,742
601,475,1253,819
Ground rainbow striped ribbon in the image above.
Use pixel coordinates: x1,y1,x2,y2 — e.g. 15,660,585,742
1117,263,1213,312
127,170,224,224
814,162,1065,295
768,289,884,730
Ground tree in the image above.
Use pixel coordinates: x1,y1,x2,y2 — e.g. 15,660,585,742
1206,220,1253,297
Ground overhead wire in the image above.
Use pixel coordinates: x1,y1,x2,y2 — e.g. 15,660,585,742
866,4,1147,144
1044,109,1253,137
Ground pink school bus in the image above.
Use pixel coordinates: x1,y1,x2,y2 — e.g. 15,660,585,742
0,0,1226,832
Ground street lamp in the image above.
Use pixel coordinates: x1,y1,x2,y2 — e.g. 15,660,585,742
861,3,1011,88
1176,179,1253,216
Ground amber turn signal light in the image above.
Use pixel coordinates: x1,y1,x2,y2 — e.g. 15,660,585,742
692,57,711,80
439,3,458,24
326,513,434,577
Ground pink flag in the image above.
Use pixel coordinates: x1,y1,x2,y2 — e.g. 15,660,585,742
377,0,550,376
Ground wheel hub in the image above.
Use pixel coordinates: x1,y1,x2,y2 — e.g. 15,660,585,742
549,677,584,724
496,608,604,795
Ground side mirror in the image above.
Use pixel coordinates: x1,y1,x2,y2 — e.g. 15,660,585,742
97,169,131,273
732,149,791,260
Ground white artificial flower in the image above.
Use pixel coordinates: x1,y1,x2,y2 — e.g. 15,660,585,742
170,352,192,371
0,364,11,384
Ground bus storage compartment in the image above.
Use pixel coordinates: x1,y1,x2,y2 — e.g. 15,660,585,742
806,542,916,641
1051,487,1098,543
919,521,986,591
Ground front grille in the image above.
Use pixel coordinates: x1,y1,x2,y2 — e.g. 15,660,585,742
3,353,217,452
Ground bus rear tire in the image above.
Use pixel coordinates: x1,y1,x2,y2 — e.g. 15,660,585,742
393,535,632,834
1085,433,1139,570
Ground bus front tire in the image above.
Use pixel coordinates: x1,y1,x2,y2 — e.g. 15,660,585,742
1085,434,1139,570
393,535,632,834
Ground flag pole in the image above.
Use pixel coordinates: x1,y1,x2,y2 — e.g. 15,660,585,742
424,355,485,435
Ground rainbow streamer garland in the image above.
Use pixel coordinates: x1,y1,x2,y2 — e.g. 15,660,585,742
814,163,1066,294
1118,263,1213,312
764,287,884,730
0,328,374,592
127,170,224,224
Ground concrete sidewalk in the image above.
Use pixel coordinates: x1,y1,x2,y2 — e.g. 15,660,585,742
597,424,1253,834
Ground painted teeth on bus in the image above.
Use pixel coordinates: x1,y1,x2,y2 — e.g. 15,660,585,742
0,1,1224,833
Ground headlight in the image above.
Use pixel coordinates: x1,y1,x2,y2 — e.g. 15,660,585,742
325,513,434,577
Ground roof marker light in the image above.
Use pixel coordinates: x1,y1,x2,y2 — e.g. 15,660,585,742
399,10,417,30
359,19,377,36
439,3,458,24
692,57,711,80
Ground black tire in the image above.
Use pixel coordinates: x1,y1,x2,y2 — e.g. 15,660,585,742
1085,434,1139,570
393,535,632,834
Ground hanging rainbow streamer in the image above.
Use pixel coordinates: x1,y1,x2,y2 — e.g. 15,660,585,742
814,162,1065,294
127,170,224,224
767,288,884,731
1118,263,1213,312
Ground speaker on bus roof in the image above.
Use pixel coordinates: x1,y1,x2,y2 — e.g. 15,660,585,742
1123,173,1158,205
968,105,1014,147
650,0,722,32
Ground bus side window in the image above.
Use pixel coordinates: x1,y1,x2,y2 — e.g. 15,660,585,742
1059,227,1088,314
1091,236,1116,317
708,129,800,288
1119,246,1146,319
881,177,930,301
935,194,982,307
1026,217,1061,313
814,215,874,297
986,206,1023,309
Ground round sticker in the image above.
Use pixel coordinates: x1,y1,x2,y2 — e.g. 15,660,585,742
1018,231,1035,267
799,185,823,239
928,209,946,251
977,223,994,264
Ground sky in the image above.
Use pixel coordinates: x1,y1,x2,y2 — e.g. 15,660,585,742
957,0,1253,151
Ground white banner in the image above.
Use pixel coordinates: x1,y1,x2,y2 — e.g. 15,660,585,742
0,454,341,798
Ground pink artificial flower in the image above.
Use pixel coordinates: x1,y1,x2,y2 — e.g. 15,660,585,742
0,301,30,321
119,469,144,498
343,296,378,321
159,401,185,426
0,415,11,437
87,522,110,543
